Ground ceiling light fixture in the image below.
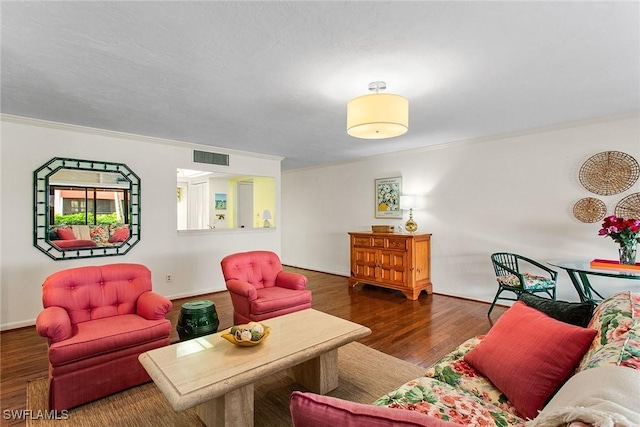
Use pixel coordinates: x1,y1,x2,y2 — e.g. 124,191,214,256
347,81,409,139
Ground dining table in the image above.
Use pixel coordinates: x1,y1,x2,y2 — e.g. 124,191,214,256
548,259,640,304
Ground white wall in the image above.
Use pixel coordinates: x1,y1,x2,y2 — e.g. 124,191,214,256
0,116,282,329
281,114,640,304
3,114,638,328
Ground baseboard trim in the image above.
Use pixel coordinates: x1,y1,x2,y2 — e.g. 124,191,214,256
282,265,510,308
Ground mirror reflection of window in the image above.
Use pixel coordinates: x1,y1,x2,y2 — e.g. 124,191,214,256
48,170,132,248
50,186,129,225
176,169,275,231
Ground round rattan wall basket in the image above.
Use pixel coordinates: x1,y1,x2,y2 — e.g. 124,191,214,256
579,151,639,196
573,197,607,223
615,193,640,219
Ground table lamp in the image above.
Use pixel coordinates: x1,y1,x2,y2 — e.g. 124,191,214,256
262,210,272,228
400,195,419,232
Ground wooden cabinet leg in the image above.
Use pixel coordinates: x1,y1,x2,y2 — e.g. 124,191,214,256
401,289,419,300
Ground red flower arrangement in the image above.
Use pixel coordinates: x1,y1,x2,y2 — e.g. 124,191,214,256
598,215,640,247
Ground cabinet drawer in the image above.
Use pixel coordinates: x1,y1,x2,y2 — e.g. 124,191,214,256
386,237,408,250
353,236,372,247
372,237,385,248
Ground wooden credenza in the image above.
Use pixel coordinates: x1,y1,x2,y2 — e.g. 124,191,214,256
348,232,432,300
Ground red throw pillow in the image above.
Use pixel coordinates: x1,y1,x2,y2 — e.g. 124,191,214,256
289,391,464,427
464,301,596,420
56,228,76,240
108,227,130,243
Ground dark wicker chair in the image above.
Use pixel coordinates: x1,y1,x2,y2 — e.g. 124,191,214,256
489,252,558,316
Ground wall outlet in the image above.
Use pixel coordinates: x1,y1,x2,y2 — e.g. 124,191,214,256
165,274,172,283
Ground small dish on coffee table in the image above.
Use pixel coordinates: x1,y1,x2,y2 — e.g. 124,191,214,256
221,323,271,347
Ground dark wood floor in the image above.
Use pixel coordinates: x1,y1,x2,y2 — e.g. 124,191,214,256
0,267,507,426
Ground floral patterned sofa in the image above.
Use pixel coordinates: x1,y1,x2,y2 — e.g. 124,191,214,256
50,224,130,248
372,291,640,426
290,291,640,426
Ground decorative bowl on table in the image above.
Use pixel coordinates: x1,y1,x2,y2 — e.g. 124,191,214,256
221,322,271,347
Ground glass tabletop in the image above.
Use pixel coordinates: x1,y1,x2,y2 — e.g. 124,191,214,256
548,259,640,279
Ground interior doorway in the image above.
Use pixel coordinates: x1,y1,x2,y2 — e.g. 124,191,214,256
188,182,208,229
236,181,254,228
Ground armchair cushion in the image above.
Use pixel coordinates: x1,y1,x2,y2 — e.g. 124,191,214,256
136,291,172,320
36,306,72,343
464,302,596,420
496,273,555,290
48,314,171,366
252,287,312,316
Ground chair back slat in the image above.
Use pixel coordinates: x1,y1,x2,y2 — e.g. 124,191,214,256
491,252,519,276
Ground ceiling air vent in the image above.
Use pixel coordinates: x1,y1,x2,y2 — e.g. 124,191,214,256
193,150,229,166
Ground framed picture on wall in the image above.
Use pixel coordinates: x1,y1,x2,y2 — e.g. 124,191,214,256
375,177,402,218
215,193,227,210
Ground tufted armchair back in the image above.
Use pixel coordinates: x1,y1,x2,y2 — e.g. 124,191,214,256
42,263,152,325
221,250,283,289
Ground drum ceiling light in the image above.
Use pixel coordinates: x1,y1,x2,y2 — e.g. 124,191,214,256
347,81,409,139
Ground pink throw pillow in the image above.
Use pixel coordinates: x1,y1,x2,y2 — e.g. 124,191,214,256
289,391,464,427
464,301,596,420
56,228,76,240
108,227,130,243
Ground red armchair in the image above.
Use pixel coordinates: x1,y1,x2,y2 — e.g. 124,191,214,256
221,251,312,324
36,263,172,411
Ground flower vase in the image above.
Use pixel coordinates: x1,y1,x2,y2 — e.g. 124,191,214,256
619,244,637,265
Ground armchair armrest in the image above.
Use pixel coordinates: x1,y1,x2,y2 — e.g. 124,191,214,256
226,279,258,301
36,306,72,343
276,271,308,290
137,291,173,320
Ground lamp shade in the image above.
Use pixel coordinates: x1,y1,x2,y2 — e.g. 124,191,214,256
262,210,272,220
347,93,409,139
400,195,426,210
400,195,417,210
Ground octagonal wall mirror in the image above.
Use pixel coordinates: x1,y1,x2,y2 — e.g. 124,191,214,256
34,157,141,260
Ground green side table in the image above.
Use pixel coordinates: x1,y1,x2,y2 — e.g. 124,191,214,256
177,300,220,341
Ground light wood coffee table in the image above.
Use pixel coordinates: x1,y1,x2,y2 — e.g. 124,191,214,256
139,309,371,427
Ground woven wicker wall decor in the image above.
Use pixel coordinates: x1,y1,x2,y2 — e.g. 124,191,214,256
615,193,640,219
573,197,607,223
579,151,639,196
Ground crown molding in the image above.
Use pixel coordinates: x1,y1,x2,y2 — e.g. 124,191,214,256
284,111,640,174
0,114,284,162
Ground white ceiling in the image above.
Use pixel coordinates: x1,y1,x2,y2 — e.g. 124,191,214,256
2,1,639,170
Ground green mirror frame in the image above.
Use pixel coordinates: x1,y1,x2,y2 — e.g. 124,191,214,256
34,157,141,260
